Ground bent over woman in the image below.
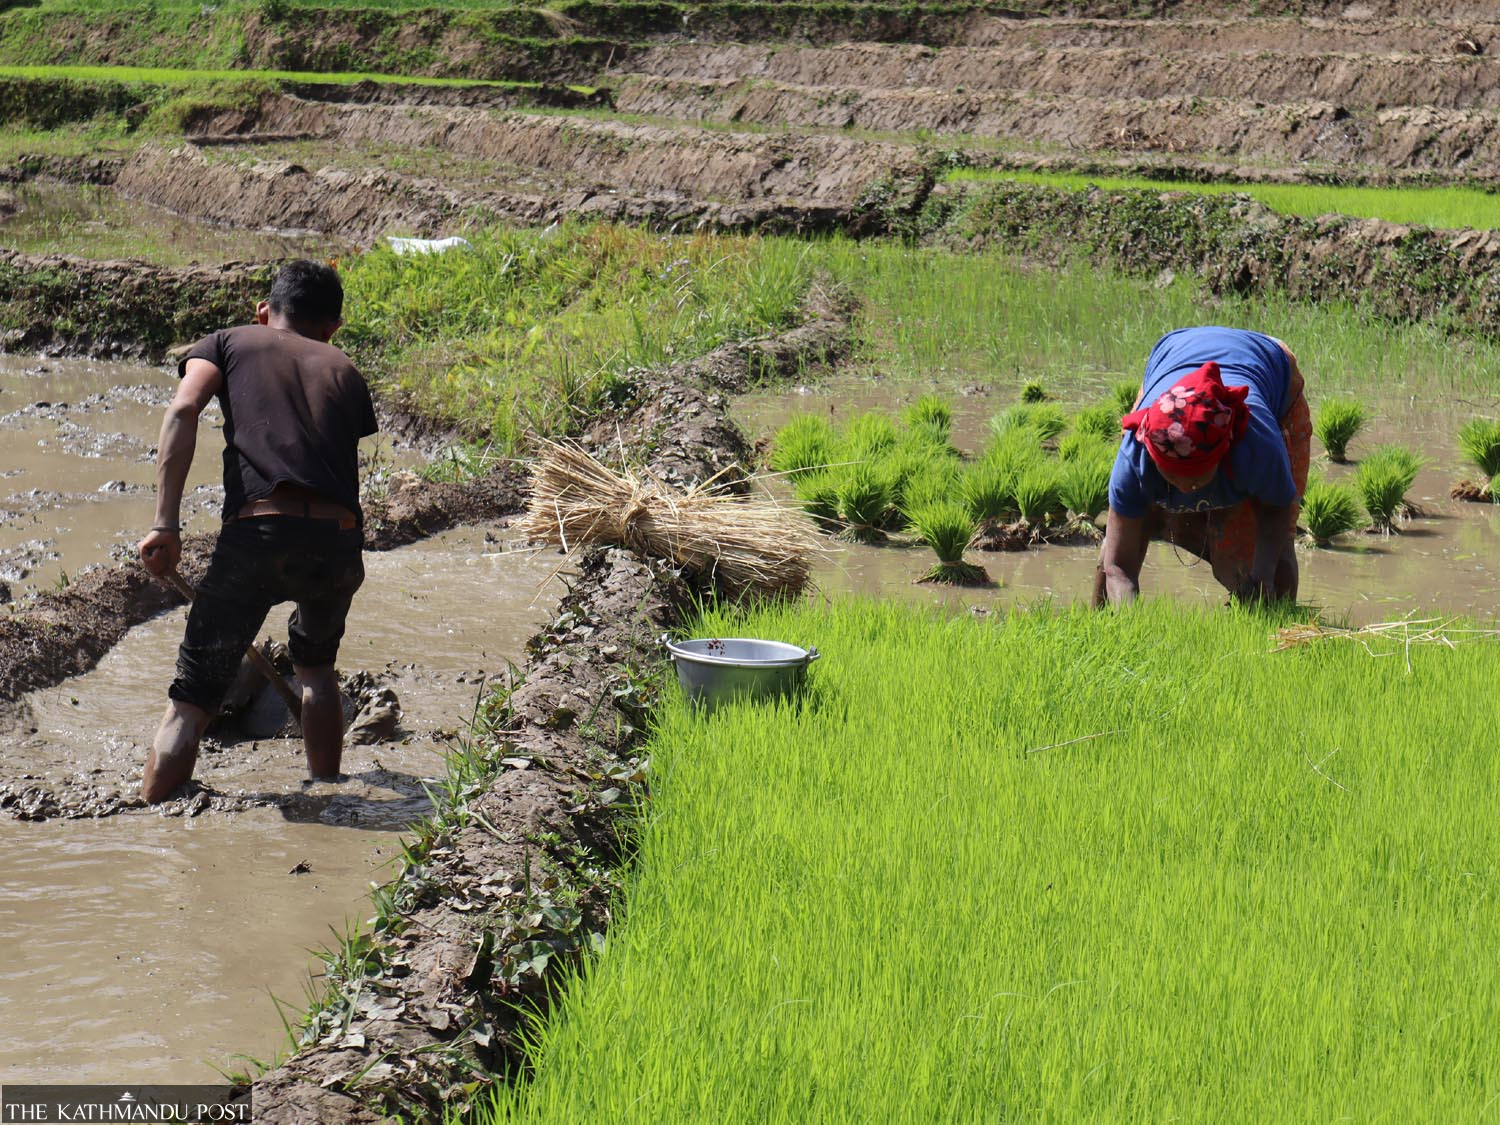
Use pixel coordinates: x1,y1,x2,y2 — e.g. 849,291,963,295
1093,325,1312,607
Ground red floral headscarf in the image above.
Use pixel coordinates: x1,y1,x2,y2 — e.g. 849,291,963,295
1121,361,1250,478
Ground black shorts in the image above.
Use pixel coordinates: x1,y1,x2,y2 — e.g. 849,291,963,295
169,517,365,712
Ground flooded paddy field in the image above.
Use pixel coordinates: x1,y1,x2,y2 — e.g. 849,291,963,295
0,355,566,1083
735,375,1500,624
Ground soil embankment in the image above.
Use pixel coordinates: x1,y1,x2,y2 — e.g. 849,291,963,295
0,249,268,359
912,179,1500,335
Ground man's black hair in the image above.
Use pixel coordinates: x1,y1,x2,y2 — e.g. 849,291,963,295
268,259,343,324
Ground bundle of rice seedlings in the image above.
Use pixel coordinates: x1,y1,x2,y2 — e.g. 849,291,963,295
990,403,1067,445
878,444,947,511
836,461,897,542
1112,380,1140,414
516,441,820,598
841,412,900,459
959,459,1016,525
1313,399,1368,463
1057,430,1119,464
1300,478,1365,546
980,428,1046,490
1354,445,1421,532
1021,381,1049,403
1458,417,1500,479
1014,464,1064,526
1071,403,1124,442
906,501,988,585
902,459,963,517
902,395,952,439
793,468,842,526
1059,459,1112,520
769,414,837,478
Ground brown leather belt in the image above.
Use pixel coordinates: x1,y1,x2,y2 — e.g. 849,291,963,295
236,497,357,531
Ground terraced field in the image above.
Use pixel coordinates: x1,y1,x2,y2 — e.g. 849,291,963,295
7,2,1500,1121
6,1,1500,250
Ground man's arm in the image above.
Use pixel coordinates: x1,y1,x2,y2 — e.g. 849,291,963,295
138,358,223,577
1097,509,1148,607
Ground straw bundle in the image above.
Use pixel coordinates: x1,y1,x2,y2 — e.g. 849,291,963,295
516,441,821,598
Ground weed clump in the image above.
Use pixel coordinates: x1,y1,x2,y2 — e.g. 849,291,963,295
906,501,988,585
1314,400,1368,463
1355,445,1421,532
1020,381,1049,403
1300,479,1365,546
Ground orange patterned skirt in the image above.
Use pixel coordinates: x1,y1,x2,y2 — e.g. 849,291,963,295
1145,352,1311,594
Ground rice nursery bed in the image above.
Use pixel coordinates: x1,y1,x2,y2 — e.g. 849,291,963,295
481,598,1500,1122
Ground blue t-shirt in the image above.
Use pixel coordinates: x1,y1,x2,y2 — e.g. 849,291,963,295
1108,326,1296,518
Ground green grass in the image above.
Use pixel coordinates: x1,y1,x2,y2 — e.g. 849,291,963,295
805,239,1500,403
482,597,1500,1122
947,169,1500,232
337,222,812,449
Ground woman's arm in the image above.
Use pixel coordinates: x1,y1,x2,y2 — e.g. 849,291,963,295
1097,509,1149,606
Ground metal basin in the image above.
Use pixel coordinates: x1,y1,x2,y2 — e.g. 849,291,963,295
662,635,820,712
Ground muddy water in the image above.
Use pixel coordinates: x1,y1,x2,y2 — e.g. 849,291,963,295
0,353,415,595
0,529,569,1082
736,376,1500,624
0,354,566,1081
0,181,337,266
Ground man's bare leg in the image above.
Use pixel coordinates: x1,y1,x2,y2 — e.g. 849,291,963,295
142,700,211,803
297,664,345,780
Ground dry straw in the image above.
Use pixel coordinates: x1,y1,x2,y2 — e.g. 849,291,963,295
516,441,822,599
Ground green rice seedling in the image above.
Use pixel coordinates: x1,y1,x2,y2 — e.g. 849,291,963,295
902,394,952,439
1299,479,1365,546
989,403,1068,446
792,469,842,527
902,459,964,517
1313,399,1368,463
905,501,988,585
768,414,838,478
1013,464,1064,526
1354,445,1421,532
1020,381,1049,403
1457,418,1500,479
1072,403,1125,442
979,428,1047,493
882,445,950,512
1058,458,1112,520
958,459,1017,525
1112,380,1141,414
1057,430,1120,464
835,462,897,542
488,599,1500,1124
840,412,901,460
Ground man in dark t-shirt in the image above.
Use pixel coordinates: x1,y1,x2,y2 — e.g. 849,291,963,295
137,260,378,803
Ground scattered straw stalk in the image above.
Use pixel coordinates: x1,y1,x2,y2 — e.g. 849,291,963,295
516,441,821,598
